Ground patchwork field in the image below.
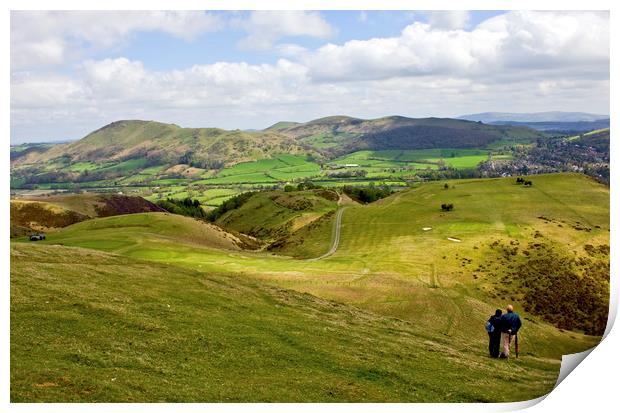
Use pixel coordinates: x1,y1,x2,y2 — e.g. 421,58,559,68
11,172,608,402
12,147,514,209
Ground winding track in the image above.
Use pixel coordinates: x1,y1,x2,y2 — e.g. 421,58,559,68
308,206,346,261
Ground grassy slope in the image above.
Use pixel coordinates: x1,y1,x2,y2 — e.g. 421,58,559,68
12,120,315,168
275,116,544,149
11,173,607,401
10,200,88,235
12,243,562,402
216,189,338,244
26,212,245,252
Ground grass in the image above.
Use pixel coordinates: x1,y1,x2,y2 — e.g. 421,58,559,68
332,149,493,171
197,155,323,185
12,243,571,402
11,172,608,402
216,189,338,243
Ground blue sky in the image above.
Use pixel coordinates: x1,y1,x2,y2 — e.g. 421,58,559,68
10,10,609,143
67,11,509,71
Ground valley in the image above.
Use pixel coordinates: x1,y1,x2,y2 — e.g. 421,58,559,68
9,114,610,403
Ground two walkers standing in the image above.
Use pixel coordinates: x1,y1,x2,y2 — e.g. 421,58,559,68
485,305,522,359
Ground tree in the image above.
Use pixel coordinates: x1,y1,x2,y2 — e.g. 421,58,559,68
284,185,295,192
441,203,454,211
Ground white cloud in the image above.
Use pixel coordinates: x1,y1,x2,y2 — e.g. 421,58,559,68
303,11,609,82
426,11,470,30
9,11,610,143
235,11,334,50
10,11,223,69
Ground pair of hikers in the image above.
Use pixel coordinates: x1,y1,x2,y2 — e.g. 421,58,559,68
485,305,522,358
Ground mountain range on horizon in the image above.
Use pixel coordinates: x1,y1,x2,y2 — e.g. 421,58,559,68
11,115,548,168
457,111,609,123
12,111,608,146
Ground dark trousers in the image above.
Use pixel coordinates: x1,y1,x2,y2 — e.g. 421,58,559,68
488,332,501,358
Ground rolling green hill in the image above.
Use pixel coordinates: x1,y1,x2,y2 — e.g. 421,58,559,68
214,189,339,247
272,115,546,154
12,120,314,168
10,120,319,187
11,169,607,400
12,243,574,402
11,116,545,190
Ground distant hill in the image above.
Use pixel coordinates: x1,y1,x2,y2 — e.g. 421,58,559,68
11,116,546,187
486,119,609,133
458,111,609,123
270,115,545,154
11,120,316,169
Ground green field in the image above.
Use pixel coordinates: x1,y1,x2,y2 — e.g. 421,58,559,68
332,149,496,170
12,148,513,208
197,155,323,185
11,173,608,402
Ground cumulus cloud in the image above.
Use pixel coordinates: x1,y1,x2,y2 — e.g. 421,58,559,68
303,11,608,82
426,11,470,29
11,11,223,69
9,11,610,143
235,11,334,50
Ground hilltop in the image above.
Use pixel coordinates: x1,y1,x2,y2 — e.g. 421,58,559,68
12,120,314,169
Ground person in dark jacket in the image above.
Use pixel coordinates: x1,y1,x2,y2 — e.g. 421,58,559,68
499,304,522,358
487,309,503,357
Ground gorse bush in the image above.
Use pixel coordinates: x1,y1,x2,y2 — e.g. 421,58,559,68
343,185,393,204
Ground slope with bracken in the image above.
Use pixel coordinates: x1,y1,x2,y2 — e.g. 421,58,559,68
10,193,165,236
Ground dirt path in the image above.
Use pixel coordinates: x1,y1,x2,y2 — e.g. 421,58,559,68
308,206,347,261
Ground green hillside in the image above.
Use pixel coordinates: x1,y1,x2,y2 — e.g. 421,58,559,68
10,120,319,187
11,172,608,401
272,115,546,154
13,120,313,167
11,116,545,191
214,189,339,246
12,243,572,402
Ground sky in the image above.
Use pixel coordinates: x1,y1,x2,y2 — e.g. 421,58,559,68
10,10,610,144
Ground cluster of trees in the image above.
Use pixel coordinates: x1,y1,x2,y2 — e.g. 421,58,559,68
157,197,208,220
343,185,393,204
414,167,481,181
206,191,256,222
287,181,322,191
179,151,226,170
440,203,454,211
327,169,367,178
